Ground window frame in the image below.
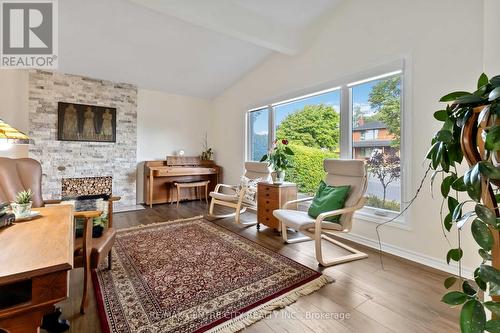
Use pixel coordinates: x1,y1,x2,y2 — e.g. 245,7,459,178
245,60,411,225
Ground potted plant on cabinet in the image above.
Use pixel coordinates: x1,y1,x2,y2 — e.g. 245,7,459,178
260,139,294,184
428,73,500,332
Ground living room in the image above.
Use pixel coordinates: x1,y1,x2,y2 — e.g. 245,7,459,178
0,0,499,332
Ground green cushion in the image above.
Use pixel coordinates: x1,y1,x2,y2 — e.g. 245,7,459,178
307,181,350,223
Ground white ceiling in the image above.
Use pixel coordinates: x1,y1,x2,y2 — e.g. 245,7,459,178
59,0,342,99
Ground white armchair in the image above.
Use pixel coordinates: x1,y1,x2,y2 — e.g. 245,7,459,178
273,159,368,267
208,162,271,226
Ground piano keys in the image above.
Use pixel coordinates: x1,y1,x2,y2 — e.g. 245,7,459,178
144,156,222,207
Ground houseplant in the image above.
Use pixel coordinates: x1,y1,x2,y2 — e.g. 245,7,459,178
260,139,294,184
428,73,500,332
200,132,214,164
11,189,33,218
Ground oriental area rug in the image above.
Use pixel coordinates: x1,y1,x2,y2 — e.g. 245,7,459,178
92,216,330,333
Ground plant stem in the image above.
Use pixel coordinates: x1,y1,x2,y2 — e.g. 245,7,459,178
376,164,432,270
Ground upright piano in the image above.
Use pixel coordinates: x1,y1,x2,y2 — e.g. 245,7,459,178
144,156,222,207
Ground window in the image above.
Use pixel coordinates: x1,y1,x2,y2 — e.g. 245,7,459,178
360,129,378,141
248,107,269,162
351,74,402,214
247,68,405,222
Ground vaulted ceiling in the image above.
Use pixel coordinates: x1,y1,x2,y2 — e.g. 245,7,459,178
59,0,343,99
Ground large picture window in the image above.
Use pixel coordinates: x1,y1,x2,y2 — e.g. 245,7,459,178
351,75,401,213
247,69,405,221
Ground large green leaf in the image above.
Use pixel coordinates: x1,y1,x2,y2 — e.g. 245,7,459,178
471,219,493,251
434,110,448,121
455,94,486,105
491,75,500,88
444,276,457,289
478,73,489,89
441,147,451,173
426,141,439,160
435,130,453,143
444,213,453,232
479,161,500,179
462,281,477,296
452,176,467,191
284,146,294,155
464,165,482,202
452,202,466,222
489,87,500,102
476,204,497,226
479,265,500,286
485,126,500,151
484,302,500,318
440,91,471,102
457,211,475,229
441,175,456,197
447,248,463,264
491,283,500,296
442,291,468,305
432,142,443,169
474,267,487,291
448,196,460,213
479,248,492,261
259,154,268,162
460,300,486,333
485,319,500,333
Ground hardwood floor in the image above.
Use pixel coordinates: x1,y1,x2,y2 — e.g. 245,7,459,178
56,201,460,333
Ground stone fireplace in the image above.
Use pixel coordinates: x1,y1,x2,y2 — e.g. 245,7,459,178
28,70,137,208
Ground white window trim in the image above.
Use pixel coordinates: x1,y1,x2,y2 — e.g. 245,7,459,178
245,58,412,226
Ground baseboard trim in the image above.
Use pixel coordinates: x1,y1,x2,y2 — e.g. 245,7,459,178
337,232,474,279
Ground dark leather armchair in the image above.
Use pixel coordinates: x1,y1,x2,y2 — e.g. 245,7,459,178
0,157,119,314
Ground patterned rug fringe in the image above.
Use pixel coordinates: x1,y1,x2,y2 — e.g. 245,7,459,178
207,275,331,333
117,215,205,233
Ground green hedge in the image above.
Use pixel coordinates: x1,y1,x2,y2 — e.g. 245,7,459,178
285,143,339,194
366,195,400,211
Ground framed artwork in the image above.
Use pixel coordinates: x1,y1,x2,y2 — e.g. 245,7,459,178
57,102,116,142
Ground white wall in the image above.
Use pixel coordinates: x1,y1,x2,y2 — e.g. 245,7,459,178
0,72,214,204
136,89,213,203
212,0,491,273
0,70,29,158
484,0,500,74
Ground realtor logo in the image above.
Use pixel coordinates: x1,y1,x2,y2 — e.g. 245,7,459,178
1,0,58,68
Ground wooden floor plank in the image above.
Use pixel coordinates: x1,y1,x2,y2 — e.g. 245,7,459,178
53,201,460,333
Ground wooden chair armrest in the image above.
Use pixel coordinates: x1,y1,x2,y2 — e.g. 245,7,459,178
283,197,315,209
315,197,367,223
74,210,102,219
108,196,121,202
214,183,238,193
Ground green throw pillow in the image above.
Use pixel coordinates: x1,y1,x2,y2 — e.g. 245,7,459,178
307,181,350,223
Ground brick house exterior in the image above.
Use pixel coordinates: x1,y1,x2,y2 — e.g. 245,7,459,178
352,117,396,159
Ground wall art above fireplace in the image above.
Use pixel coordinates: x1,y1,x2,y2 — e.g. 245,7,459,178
58,102,116,142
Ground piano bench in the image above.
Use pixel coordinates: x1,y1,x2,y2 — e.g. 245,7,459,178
173,180,211,207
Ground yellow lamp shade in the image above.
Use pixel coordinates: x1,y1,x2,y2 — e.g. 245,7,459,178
0,119,31,144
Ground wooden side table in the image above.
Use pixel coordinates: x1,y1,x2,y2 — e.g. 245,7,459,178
257,182,297,231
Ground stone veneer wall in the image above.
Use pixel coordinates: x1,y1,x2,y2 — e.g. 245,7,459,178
28,70,137,207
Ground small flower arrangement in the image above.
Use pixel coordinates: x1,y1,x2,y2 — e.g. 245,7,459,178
260,139,294,183
200,132,214,161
